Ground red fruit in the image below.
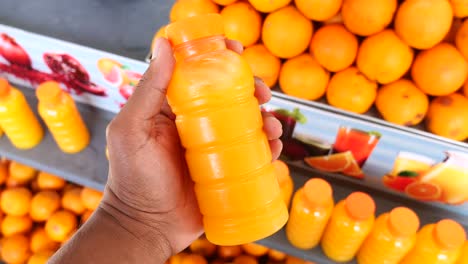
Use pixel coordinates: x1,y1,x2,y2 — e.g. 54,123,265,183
72,81,107,96
43,53,90,83
0,33,32,68
383,175,417,192
119,84,134,100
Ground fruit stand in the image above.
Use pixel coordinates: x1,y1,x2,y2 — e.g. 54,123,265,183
0,0,468,263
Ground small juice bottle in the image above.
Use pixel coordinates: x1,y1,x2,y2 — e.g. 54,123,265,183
456,241,468,264
400,219,466,264
321,192,375,262
36,81,90,153
286,178,334,249
357,207,420,264
0,78,43,149
165,14,288,245
273,160,294,207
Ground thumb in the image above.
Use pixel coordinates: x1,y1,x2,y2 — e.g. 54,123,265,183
119,38,175,122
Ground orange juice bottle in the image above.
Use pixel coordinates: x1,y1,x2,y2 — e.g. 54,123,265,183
456,241,468,264
0,78,43,149
273,160,294,207
357,207,420,264
165,14,288,245
321,192,375,262
401,219,466,264
286,178,334,249
36,81,90,153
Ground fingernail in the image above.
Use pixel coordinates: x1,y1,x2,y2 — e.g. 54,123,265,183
151,38,163,61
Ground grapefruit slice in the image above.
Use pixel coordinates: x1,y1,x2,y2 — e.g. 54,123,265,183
405,181,442,201
383,174,417,192
342,157,365,179
304,151,352,172
103,65,123,86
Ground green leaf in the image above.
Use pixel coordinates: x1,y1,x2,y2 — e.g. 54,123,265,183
121,65,130,70
368,131,382,138
273,108,307,124
397,170,419,177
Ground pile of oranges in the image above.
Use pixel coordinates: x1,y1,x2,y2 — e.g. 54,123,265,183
153,0,468,142
0,159,103,264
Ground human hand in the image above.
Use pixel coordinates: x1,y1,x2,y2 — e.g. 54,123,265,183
102,38,282,259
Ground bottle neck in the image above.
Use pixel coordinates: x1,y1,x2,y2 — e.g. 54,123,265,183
173,35,226,61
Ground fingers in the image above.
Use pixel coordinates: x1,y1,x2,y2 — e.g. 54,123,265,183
225,39,243,54
269,139,283,161
263,112,282,140
254,77,271,105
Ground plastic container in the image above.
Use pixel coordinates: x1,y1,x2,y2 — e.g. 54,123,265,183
321,192,375,262
456,241,468,264
0,78,43,149
165,14,288,245
286,178,334,249
357,207,420,264
273,160,294,207
36,81,90,153
400,219,466,264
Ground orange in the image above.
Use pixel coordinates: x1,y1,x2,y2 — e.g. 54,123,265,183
1,234,31,264
62,188,86,215
268,249,287,261
212,0,237,5
305,151,353,172
341,0,397,36
81,210,94,224
357,30,414,84
6,176,27,188
376,79,429,126
456,19,468,60
80,187,103,210
217,245,242,259
323,12,343,25
279,54,329,100
310,24,358,72
233,255,258,264
463,80,468,97
45,210,78,242
248,0,291,13
405,181,442,201
220,2,262,47
426,93,468,141
27,251,54,264
0,159,8,186
169,253,189,264
9,161,36,184
326,67,378,114
1,187,32,216
241,44,281,87
37,171,66,191
450,0,468,18
342,158,364,179
189,237,217,257
285,256,316,264
294,0,342,21
151,25,168,52
30,191,61,222
395,0,453,49
30,227,60,253
411,43,468,96
241,243,268,256
180,254,207,264
1,215,32,236
262,6,313,59
169,0,219,22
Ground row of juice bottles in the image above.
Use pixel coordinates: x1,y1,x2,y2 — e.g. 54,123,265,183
274,160,467,264
0,78,89,153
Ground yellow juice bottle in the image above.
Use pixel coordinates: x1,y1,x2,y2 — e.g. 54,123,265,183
286,178,334,249
273,160,294,207
456,241,468,264
401,219,466,264
0,78,43,149
357,207,420,264
36,81,90,153
165,14,288,245
321,192,375,262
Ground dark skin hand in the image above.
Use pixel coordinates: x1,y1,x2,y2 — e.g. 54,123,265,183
49,38,282,264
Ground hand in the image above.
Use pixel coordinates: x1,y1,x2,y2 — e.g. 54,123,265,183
103,38,283,259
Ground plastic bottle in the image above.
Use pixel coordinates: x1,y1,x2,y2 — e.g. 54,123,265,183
273,160,294,207
357,207,420,264
165,14,288,245
286,178,334,249
456,241,468,264
321,192,375,262
0,78,43,149
36,81,90,153
400,219,466,264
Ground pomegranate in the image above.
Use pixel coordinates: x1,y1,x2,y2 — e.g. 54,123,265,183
0,33,32,68
43,52,90,83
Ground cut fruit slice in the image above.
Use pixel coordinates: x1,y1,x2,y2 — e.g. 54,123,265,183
405,181,442,201
304,151,352,172
383,175,417,192
342,157,365,179
103,65,123,86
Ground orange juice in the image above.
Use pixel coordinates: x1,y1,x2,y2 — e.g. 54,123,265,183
273,160,294,207
391,151,436,175
456,241,468,264
165,14,288,245
357,207,420,264
400,219,466,264
0,78,43,149
36,81,90,153
321,192,375,262
286,178,334,249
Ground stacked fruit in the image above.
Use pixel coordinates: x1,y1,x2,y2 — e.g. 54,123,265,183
0,159,103,264
153,0,468,142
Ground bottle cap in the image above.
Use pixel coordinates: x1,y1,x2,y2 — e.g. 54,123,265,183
273,160,290,185
0,78,11,97
303,178,333,207
166,13,225,46
36,81,62,104
433,219,466,250
344,192,375,221
387,207,420,237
